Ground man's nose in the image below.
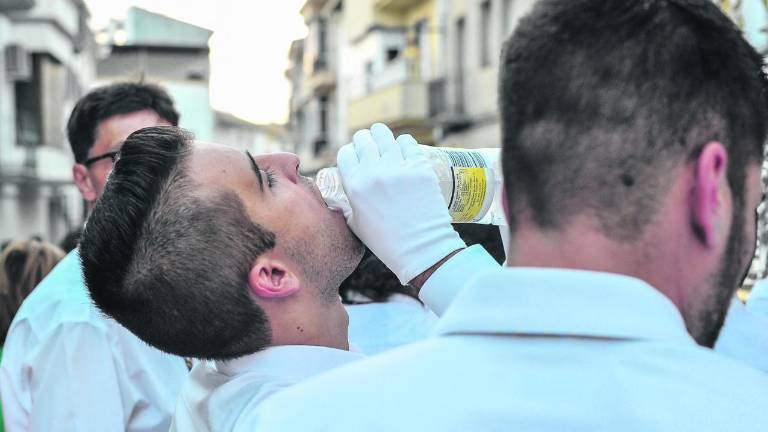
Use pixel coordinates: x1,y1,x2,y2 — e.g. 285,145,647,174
261,153,300,183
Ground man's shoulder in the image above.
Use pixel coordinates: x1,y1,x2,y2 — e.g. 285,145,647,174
254,335,768,430
5,251,114,361
13,251,102,327
176,361,301,431
254,337,450,407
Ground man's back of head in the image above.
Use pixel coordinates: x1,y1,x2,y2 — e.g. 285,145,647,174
500,0,766,236
499,0,768,346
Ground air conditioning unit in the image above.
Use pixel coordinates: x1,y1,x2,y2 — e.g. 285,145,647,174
5,44,31,81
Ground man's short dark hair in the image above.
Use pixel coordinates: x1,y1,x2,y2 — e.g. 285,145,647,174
499,0,768,240
67,82,180,164
80,126,275,360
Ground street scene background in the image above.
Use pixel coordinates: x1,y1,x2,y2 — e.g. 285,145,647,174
1,0,768,286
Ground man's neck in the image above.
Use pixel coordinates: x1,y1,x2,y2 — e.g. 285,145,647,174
506,216,674,298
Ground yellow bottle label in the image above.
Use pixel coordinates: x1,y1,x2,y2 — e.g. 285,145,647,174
448,167,489,222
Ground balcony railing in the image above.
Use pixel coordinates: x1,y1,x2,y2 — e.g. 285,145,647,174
428,77,472,133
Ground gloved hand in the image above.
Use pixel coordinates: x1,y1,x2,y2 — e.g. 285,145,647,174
337,123,466,284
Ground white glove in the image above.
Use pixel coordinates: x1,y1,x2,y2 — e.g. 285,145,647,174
337,123,466,284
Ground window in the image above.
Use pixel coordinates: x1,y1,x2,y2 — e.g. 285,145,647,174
502,0,515,35
15,54,42,148
365,61,374,93
480,0,492,67
455,17,466,113
317,17,328,69
319,95,329,134
386,48,400,62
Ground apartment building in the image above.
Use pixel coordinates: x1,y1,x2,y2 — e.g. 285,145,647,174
432,0,534,149
95,7,215,141
343,0,441,145
286,0,344,174
288,0,537,158
214,110,288,155
0,0,95,243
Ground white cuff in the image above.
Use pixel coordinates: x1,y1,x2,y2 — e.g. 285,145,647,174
419,245,501,316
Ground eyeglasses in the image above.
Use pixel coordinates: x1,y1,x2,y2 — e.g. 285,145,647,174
82,151,119,168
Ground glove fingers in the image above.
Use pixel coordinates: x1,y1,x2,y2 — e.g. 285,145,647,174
396,134,424,160
352,129,380,162
371,123,402,161
336,143,359,178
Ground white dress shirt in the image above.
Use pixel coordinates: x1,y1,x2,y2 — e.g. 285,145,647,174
0,250,189,432
748,278,768,318
714,296,768,372
169,345,364,432
169,245,498,431
253,268,768,431
346,294,438,355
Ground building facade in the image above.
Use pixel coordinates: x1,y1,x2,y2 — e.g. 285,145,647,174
0,0,95,244
95,7,215,141
288,0,537,164
286,0,345,174
214,110,288,155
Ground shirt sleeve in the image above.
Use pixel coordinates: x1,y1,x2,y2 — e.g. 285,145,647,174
27,322,126,432
419,245,501,316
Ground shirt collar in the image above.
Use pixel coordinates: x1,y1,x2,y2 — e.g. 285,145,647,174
435,267,695,345
215,345,364,381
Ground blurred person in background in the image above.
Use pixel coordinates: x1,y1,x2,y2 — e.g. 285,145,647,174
0,239,64,345
57,227,82,253
0,82,189,432
253,1,768,430
78,124,499,431
344,225,504,355
0,239,64,432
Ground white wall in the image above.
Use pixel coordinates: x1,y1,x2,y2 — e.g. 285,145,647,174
0,15,16,167
335,15,352,147
165,82,214,141
0,1,93,243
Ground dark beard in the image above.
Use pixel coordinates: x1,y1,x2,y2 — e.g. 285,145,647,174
688,194,753,348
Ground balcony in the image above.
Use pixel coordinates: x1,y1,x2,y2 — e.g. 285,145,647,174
429,78,472,134
300,0,330,16
348,77,433,144
307,63,335,96
375,0,422,13
0,0,35,12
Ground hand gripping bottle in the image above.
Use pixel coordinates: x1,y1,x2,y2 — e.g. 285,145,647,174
315,146,505,225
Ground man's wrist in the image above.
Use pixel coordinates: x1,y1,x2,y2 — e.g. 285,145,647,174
408,248,464,292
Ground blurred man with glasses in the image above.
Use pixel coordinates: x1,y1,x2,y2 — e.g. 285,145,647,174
0,83,189,432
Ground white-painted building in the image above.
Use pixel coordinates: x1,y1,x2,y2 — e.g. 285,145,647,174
434,0,535,149
288,0,346,175
0,0,95,244
95,7,215,141
214,110,288,155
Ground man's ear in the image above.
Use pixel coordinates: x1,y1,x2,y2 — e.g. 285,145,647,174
691,141,729,248
72,164,97,203
248,252,301,299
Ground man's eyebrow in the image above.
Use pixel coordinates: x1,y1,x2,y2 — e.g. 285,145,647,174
245,150,264,192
